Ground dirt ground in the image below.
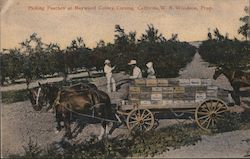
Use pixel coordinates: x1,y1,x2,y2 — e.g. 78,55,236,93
1,43,250,157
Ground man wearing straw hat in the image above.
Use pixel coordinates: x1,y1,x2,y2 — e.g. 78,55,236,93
104,59,116,92
128,59,142,79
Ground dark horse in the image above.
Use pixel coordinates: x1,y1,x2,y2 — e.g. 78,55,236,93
213,66,250,105
28,82,120,139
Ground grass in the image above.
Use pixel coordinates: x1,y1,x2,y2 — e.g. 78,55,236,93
1,89,29,104
4,105,250,158
8,123,204,159
7,120,250,158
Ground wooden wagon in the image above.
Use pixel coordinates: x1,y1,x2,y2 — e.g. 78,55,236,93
116,78,233,132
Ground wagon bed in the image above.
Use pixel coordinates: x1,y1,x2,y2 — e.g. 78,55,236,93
117,78,233,132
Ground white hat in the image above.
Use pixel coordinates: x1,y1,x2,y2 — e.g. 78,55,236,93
104,59,110,64
146,62,153,68
128,60,137,65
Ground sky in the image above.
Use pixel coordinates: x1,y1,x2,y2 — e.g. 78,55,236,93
1,0,249,50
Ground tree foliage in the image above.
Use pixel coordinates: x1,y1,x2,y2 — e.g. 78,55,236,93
238,7,249,40
92,24,196,77
1,25,196,85
199,28,250,69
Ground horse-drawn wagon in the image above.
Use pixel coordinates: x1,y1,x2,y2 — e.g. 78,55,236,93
116,78,233,132
28,78,234,139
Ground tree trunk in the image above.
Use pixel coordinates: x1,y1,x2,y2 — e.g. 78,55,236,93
1,76,5,86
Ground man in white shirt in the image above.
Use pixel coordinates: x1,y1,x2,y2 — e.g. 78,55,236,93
104,59,116,92
128,60,142,79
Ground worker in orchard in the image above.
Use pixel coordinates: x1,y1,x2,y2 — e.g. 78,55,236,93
104,59,116,92
146,61,156,79
128,60,142,79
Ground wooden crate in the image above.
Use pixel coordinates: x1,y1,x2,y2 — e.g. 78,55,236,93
174,87,185,93
162,93,173,99
201,79,212,86
129,86,140,93
173,93,194,98
217,90,229,98
134,79,146,85
151,93,163,100
129,94,140,100
140,87,152,92
173,93,186,98
140,100,152,105
146,79,157,86
152,87,162,92
196,86,207,92
139,93,151,99
195,92,206,102
185,86,197,93
151,100,163,105
131,99,140,105
168,78,179,86
207,86,218,90
179,79,190,86
162,87,174,93
162,100,174,104
206,90,217,97
157,79,169,86
190,79,201,86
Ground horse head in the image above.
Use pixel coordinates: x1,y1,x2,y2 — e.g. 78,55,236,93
213,65,224,80
27,82,52,111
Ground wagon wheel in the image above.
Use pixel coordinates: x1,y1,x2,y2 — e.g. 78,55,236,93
195,98,228,131
126,108,154,133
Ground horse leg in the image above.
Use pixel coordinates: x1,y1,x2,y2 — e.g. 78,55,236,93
62,107,72,139
55,112,62,133
64,117,72,139
98,121,106,140
71,120,86,138
108,122,122,136
233,83,241,105
108,113,123,135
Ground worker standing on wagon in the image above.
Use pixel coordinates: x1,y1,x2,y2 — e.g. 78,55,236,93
104,59,116,92
128,60,142,79
146,61,156,79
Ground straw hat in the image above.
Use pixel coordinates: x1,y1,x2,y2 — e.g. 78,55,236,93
128,60,137,65
146,62,153,68
104,59,110,64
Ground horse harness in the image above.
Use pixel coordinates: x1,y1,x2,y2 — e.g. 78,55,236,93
51,89,119,123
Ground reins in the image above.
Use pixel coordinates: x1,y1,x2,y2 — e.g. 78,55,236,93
64,102,120,123
51,89,120,123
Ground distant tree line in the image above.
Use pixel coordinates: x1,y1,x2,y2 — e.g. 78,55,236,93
199,7,250,69
92,24,196,77
0,24,196,85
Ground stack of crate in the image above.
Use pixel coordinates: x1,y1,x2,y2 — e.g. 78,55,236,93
129,78,224,105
